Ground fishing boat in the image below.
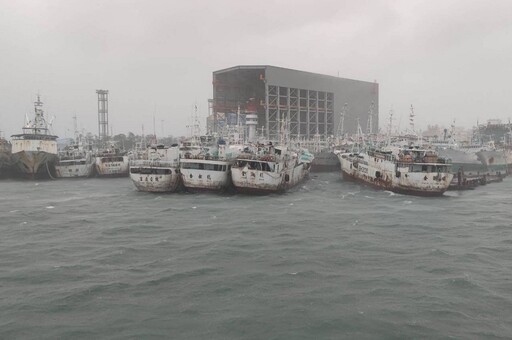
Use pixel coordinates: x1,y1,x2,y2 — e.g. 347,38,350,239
94,142,129,177
130,144,181,192
55,142,95,178
180,141,243,192
11,95,58,178
55,116,95,178
230,143,314,194
337,145,453,196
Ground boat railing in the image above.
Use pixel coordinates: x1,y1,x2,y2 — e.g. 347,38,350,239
11,133,58,141
130,159,178,168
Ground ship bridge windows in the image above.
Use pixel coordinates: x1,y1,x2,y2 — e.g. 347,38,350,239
182,162,227,171
101,156,124,163
234,160,273,172
408,164,450,173
133,168,172,175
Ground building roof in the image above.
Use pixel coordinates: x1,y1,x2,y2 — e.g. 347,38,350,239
213,65,376,85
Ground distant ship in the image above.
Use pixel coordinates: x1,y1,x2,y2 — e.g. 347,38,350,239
338,145,453,196
0,135,12,177
129,144,181,192
55,142,95,178
434,143,488,177
94,142,129,177
231,143,314,194
11,96,58,178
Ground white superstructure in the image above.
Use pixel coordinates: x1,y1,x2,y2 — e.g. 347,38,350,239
130,145,181,192
180,142,243,192
94,143,129,177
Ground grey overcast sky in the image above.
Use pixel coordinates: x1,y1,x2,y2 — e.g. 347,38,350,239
1,0,511,138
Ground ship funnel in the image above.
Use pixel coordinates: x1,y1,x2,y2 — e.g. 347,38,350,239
246,114,258,142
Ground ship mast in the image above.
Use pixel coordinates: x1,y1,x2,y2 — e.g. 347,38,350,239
366,102,375,146
336,103,347,140
409,104,415,134
73,114,80,144
186,104,202,143
33,95,47,133
366,101,374,135
387,108,394,146
353,114,365,153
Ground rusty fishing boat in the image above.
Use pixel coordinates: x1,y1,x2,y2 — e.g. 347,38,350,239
337,145,453,196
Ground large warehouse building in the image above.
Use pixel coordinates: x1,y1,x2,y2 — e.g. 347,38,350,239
211,65,378,140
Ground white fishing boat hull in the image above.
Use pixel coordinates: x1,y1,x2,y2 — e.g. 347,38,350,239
180,159,231,191
130,165,181,192
55,160,95,178
95,155,129,177
339,153,453,196
231,162,309,194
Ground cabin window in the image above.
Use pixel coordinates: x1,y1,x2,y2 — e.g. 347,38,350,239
182,162,200,170
262,163,272,172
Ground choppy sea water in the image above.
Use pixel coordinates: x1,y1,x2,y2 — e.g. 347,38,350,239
1,173,511,339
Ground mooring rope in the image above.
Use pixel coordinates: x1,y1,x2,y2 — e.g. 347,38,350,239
45,162,56,180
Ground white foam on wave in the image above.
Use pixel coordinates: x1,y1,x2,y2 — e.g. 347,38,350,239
403,201,412,205
46,206,55,209
384,190,396,196
10,210,19,213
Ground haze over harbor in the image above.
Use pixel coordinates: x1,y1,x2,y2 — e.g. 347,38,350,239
2,0,512,138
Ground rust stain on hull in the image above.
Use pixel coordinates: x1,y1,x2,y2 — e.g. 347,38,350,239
342,170,449,197
11,151,57,178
